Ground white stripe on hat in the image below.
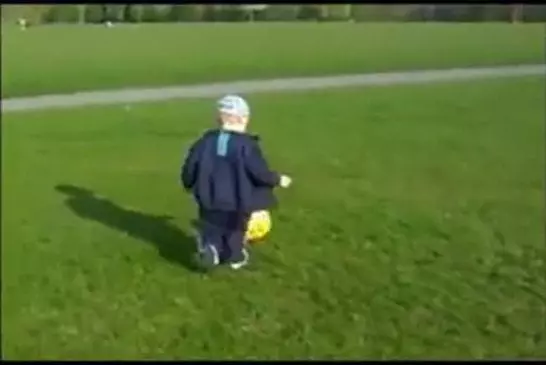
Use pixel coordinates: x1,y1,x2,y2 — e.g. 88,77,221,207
217,94,250,117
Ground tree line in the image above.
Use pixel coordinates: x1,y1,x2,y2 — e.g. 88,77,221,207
3,4,546,24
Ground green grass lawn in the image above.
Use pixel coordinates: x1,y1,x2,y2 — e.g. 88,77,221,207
2,77,545,359
1,23,544,98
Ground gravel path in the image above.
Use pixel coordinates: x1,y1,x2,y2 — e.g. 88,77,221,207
2,64,544,113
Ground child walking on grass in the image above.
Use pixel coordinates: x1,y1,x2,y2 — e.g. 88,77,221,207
181,95,292,270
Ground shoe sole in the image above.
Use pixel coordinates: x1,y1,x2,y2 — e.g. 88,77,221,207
229,249,249,270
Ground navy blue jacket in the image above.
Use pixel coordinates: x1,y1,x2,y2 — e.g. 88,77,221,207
181,129,280,213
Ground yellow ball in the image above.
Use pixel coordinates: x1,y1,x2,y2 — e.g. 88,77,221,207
246,210,272,243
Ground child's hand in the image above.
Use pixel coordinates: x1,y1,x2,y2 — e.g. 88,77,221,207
280,175,292,188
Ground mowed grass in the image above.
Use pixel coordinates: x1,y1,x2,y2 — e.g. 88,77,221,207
2,77,545,359
1,23,544,98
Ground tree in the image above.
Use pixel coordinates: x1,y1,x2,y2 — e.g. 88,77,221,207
481,5,511,22
260,5,300,21
112,5,126,22
318,5,328,20
133,5,144,23
101,4,109,22
43,5,80,23
2,5,51,24
207,5,246,22
523,5,546,22
324,5,352,21
77,5,86,24
140,5,168,22
351,5,398,22
510,4,524,23
240,4,268,22
424,5,436,21
297,5,322,21
122,4,133,22
84,5,104,23
168,5,206,22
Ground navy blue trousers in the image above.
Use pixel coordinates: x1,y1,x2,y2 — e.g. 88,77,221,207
198,209,250,263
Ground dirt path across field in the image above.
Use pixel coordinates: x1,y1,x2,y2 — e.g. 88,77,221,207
2,64,544,113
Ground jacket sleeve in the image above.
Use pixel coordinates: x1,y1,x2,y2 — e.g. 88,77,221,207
243,141,280,188
181,141,201,190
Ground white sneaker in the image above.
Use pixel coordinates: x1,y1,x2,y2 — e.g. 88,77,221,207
199,244,220,268
229,249,249,270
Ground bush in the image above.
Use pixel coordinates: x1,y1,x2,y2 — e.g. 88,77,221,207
479,5,510,22
297,5,322,21
84,5,105,24
167,5,205,22
217,5,247,22
351,5,401,22
2,5,51,24
201,5,247,22
257,5,299,21
323,5,352,21
433,5,484,22
140,5,170,23
523,5,546,22
42,5,79,23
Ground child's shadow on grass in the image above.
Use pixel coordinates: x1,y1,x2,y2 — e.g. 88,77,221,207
55,184,201,273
